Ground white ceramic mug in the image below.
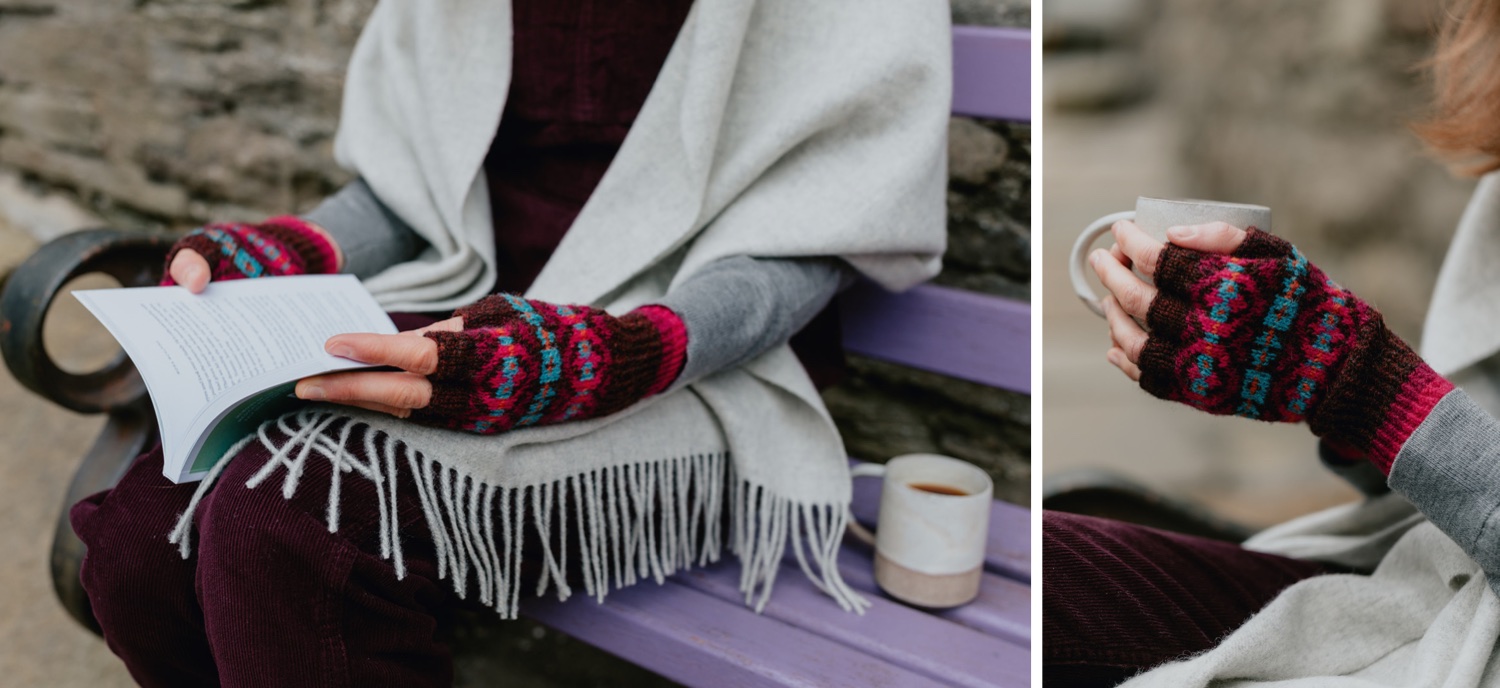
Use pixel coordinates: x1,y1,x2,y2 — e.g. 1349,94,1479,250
1069,197,1273,317
847,454,992,608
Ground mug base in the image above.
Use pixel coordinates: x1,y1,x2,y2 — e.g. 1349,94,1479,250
874,552,982,609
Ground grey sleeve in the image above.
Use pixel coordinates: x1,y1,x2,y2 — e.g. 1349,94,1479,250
1388,389,1500,594
302,178,424,279
655,255,853,383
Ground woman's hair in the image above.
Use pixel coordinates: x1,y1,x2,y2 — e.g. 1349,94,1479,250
1415,0,1500,174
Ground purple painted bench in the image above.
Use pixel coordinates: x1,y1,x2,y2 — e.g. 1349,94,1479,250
521,25,1032,687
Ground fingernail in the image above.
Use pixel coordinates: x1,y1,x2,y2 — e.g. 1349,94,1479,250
1168,226,1197,240
326,339,353,359
1089,249,1105,265
1106,349,1121,365
298,384,325,401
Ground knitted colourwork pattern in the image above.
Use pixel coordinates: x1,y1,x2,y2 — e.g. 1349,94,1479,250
161,216,339,285
1139,229,1452,473
412,295,688,435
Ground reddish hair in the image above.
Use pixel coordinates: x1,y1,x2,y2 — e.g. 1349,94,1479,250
1415,0,1500,174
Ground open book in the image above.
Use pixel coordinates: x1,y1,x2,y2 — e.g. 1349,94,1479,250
73,275,397,483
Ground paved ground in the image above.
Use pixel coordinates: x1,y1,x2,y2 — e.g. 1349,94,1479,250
0,221,135,685
1041,104,1360,529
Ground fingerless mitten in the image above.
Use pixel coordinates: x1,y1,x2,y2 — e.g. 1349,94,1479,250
1140,228,1452,473
161,216,339,285
412,294,688,435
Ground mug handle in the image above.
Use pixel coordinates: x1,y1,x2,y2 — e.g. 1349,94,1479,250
1069,210,1136,318
845,463,885,547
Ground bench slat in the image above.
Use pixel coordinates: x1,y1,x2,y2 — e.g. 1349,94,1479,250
835,546,1029,648
524,581,948,688
674,561,1030,688
953,25,1031,121
851,460,1031,583
839,282,1031,394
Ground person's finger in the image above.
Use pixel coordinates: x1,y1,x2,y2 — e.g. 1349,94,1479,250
324,332,440,375
1103,295,1149,363
1091,249,1158,320
1109,242,1133,271
296,370,433,409
410,316,464,336
1165,222,1248,255
1112,220,1166,278
1107,346,1142,382
170,249,211,293
335,399,413,419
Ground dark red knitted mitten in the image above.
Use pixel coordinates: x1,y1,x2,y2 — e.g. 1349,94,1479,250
1140,228,1452,473
411,294,689,435
161,216,339,285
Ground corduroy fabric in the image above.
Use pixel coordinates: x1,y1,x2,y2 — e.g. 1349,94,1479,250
161,216,339,285
71,439,452,688
1140,229,1452,471
415,294,687,434
1042,510,1337,688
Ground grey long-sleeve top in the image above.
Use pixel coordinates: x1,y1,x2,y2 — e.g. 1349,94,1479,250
304,178,851,384
1383,389,1500,594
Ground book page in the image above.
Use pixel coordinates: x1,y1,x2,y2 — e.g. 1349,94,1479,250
73,275,398,482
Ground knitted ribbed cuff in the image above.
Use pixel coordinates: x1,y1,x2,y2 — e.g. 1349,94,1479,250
1310,321,1454,475
259,216,340,275
592,309,672,418
636,305,687,395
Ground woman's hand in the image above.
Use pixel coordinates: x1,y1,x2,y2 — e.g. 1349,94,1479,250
1091,219,1451,472
162,217,343,294
295,318,462,418
1090,220,1248,381
297,294,688,434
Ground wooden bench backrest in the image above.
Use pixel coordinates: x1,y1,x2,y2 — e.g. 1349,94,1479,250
839,26,1031,394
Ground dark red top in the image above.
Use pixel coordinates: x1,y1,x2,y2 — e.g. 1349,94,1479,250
475,0,845,387
486,0,693,294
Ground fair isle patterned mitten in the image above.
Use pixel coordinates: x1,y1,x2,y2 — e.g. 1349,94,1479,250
1138,228,1452,473
161,216,340,284
411,294,689,434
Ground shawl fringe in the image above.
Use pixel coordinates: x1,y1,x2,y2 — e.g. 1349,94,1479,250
169,409,869,617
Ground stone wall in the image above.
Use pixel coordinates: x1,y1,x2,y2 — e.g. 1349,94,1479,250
0,0,372,232
826,0,1032,507
0,1,1032,506
1145,0,1473,342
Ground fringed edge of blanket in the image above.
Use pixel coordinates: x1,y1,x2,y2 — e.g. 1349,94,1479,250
167,409,870,617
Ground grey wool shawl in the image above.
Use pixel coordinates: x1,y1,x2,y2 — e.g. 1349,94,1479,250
1119,174,1500,686
169,0,952,618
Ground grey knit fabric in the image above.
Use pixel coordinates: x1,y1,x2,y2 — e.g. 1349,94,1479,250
659,255,847,383
1388,389,1500,598
303,178,423,279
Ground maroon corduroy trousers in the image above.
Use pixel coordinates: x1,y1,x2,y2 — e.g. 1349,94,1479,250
71,425,453,688
1042,510,1338,687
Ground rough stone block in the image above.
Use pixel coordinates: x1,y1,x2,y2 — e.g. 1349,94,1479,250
0,88,101,153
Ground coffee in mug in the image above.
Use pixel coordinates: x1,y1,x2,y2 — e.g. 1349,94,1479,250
1069,196,1272,317
847,454,992,608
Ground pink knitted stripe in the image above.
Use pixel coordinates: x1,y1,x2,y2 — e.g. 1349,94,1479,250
637,305,688,396
1368,365,1454,475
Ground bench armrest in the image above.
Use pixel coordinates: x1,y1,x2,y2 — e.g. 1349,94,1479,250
1,229,169,414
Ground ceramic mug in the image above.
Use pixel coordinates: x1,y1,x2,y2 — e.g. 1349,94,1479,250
1069,196,1273,317
847,454,992,608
